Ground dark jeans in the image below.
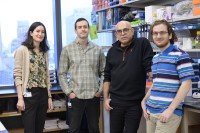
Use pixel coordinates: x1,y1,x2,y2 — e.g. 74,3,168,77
22,87,48,133
68,97,100,133
110,102,142,133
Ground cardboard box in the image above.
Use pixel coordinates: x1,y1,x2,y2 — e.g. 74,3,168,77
156,6,172,21
145,5,164,24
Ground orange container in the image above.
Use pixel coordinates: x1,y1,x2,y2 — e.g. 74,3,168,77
193,6,200,16
121,0,126,3
193,0,200,5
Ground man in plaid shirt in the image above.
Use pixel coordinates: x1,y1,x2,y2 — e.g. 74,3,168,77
58,18,105,133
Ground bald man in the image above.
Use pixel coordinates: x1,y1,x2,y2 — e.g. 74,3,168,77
103,21,154,133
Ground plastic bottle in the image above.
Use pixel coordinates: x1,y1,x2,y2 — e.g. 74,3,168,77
194,31,200,49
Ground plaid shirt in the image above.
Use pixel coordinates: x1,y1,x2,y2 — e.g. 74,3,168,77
58,39,106,99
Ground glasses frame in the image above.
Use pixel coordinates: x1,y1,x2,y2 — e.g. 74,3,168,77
116,28,132,35
152,31,168,37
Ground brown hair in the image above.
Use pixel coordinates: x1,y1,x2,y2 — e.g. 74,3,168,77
22,21,49,52
150,19,177,44
74,18,90,30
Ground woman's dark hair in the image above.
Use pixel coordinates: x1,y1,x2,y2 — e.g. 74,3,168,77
74,18,90,30
150,19,178,44
22,21,49,52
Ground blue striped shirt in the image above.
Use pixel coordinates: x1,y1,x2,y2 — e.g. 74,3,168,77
146,45,194,116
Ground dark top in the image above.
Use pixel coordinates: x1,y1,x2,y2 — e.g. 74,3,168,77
104,37,154,106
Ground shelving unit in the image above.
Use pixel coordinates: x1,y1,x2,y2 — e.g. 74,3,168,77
95,0,200,55
97,28,115,33
0,85,63,98
0,86,67,132
9,128,67,133
172,15,200,23
94,1,200,133
0,111,21,118
0,108,66,118
96,0,183,12
43,128,67,133
9,123,68,133
97,14,200,33
95,0,200,32
47,108,66,113
153,49,200,53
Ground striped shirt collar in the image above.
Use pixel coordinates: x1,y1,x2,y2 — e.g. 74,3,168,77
160,44,174,55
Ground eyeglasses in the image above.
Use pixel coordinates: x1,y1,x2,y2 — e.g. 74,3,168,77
152,31,168,37
116,28,131,35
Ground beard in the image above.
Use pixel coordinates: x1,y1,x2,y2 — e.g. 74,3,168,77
154,40,170,49
156,44,168,48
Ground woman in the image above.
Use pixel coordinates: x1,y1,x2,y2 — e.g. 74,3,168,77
14,22,53,133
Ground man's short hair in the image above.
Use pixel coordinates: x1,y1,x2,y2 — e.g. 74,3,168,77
74,18,90,30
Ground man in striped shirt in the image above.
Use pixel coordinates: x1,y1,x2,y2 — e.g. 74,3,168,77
141,20,194,133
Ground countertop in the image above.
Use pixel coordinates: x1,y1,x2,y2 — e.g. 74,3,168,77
184,96,200,110
0,85,62,98
1,87,200,111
